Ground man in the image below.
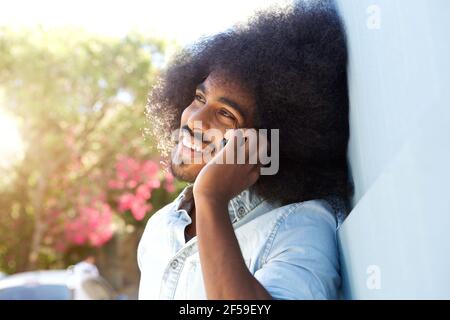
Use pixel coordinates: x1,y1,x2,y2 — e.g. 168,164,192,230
139,0,352,299
73,256,99,277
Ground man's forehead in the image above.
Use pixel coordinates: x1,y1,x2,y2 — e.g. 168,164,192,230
199,72,235,92
200,72,255,106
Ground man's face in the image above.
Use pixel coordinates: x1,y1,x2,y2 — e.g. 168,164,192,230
170,71,255,182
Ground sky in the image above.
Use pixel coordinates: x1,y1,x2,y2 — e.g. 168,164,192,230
0,0,293,45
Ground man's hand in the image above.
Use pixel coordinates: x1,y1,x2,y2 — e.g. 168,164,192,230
193,129,266,204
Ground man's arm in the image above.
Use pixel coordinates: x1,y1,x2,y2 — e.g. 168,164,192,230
193,129,272,299
195,194,272,300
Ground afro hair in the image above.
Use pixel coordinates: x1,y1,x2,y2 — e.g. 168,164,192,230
146,0,353,210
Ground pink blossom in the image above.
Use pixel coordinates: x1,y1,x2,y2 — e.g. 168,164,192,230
109,156,173,221
127,180,138,189
65,201,114,247
89,226,113,247
115,156,139,181
164,171,174,182
72,233,86,245
164,172,176,193
165,182,176,193
141,160,159,179
130,199,152,221
65,220,87,245
118,193,135,212
146,179,161,189
136,184,151,200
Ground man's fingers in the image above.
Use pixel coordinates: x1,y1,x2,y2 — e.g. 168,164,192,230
222,129,265,167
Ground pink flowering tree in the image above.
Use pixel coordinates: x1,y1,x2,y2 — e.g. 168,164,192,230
0,29,183,274
65,200,113,248
111,156,174,222
109,155,177,224
32,153,180,274
43,155,178,255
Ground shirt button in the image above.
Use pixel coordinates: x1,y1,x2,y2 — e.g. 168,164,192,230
170,259,179,269
237,206,246,217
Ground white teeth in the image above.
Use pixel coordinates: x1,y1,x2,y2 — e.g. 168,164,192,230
182,136,203,152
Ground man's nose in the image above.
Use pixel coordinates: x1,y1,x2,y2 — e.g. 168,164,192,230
187,105,212,133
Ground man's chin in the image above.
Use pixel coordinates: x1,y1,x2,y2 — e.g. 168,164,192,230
170,162,202,183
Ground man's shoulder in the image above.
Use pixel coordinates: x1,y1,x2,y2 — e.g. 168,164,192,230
236,198,338,239
138,198,178,253
145,200,177,226
265,198,339,231
140,199,180,240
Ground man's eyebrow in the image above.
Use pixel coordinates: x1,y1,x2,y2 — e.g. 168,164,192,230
196,83,207,94
196,83,248,118
217,97,247,119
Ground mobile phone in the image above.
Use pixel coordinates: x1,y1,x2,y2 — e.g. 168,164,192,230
220,137,228,150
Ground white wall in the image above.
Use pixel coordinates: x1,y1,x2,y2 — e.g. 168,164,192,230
335,0,450,299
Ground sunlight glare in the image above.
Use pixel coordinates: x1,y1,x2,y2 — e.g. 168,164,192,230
0,109,24,169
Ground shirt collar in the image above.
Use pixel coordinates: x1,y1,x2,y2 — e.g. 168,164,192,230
174,184,268,223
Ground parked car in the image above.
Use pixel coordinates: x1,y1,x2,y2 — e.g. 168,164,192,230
0,268,125,300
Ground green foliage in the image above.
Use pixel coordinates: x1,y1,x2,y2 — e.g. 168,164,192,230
0,27,183,275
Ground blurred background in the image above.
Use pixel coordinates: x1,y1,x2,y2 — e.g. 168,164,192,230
0,0,290,299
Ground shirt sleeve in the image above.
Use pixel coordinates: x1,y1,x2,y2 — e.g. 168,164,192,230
253,200,341,300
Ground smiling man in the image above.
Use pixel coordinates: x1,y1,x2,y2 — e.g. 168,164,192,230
139,0,352,300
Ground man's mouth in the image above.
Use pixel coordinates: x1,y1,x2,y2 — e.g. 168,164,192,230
181,135,205,153
180,130,218,155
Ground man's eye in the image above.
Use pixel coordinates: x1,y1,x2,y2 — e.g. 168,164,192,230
195,94,205,103
218,109,235,120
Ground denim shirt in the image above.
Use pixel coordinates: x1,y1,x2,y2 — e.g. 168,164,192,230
138,184,346,300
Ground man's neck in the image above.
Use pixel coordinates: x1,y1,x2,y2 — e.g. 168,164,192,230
184,203,196,242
